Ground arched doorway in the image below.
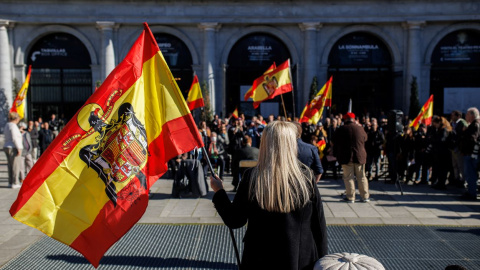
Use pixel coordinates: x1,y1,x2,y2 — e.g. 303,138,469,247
328,32,393,116
154,33,193,97
226,33,293,118
430,30,480,115
27,33,92,122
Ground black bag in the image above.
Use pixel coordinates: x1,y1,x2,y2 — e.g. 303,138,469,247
174,161,189,192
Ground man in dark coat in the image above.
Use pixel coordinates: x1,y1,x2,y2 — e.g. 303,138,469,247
38,122,53,155
295,123,323,183
450,110,468,187
333,112,369,203
365,118,385,181
231,135,259,191
460,107,480,200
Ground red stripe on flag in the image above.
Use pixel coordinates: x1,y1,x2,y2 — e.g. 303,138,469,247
187,98,204,111
146,113,204,186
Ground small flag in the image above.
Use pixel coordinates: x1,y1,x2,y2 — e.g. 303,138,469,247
245,59,293,108
409,95,434,130
10,65,32,119
10,23,204,267
299,76,333,124
232,107,239,119
244,62,277,101
316,139,326,159
186,75,204,111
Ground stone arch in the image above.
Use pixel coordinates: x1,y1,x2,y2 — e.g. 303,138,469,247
119,25,199,66
321,25,401,67
425,23,480,64
220,26,299,67
15,25,97,66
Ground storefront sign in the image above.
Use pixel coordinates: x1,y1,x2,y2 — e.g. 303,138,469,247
329,33,391,66
432,30,480,65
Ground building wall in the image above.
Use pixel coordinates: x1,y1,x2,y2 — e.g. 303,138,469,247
0,0,479,121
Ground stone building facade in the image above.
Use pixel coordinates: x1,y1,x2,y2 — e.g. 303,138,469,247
0,0,479,125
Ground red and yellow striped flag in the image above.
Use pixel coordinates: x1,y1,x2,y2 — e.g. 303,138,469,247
9,23,203,267
299,76,333,124
10,65,32,119
245,59,293,108
244,62,276,101
186,75,204,111
232,107,239,119
409,94,434,130
316,139,326,159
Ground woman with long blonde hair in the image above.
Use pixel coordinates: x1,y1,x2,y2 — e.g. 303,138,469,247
211,121,328,269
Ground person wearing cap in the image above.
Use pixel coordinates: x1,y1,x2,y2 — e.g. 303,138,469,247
18,122,33,181
333,112,370,203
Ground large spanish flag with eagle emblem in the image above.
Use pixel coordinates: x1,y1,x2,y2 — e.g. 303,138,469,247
245,59,293,108
10,65,32,119
9,23,203,267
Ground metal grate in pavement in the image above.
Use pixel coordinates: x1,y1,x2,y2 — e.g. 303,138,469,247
1,225,479,270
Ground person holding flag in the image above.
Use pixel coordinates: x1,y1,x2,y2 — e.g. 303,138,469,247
186,74,204,111
9,23,204,267
300,76,333,125
10,65,32,120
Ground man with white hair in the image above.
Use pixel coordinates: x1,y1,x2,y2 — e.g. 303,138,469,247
460,107,480,201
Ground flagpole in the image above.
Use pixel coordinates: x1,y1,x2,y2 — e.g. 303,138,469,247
289,60,296,118
280,94,288,118
202,146,241,268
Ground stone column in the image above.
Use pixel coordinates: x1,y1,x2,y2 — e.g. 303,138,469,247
0,20,13,107
404,21,425,111
199,23,220,114
299,22,322,108
97,21,116,81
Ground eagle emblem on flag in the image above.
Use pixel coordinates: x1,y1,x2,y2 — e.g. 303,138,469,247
262,75,278,97
79,102,149,207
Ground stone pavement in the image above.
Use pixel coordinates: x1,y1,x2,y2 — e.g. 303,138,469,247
0,134,479,267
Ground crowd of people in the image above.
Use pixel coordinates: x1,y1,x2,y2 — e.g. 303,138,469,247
2,112,64,188
180,107,480,201
3,107,480,202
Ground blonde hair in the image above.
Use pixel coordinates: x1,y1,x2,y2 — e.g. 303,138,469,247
8,112,20,121
249,121,314,213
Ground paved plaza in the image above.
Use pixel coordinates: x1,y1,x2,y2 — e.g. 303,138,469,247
0,134,479,268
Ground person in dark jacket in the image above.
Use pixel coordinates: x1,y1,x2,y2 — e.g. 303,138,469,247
430,116,453,190
333,112,369,203
460,107,480,200
210,121,328,270
295,123,324,183
365,118,385,181
412,124,429,184
231,135,259,190
38,122,53,155
450,110,468,187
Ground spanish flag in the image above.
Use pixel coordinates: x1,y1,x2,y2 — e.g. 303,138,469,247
409,94,434,130
244,62,277,101
186,74,204,111
10,65,31,119
9,23,203,267
232,107,239,119
245,59,293,108
316,139,326,159
299,76,333,124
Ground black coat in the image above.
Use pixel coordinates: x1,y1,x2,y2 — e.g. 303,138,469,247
212,170,328,270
